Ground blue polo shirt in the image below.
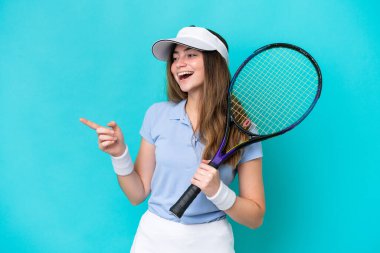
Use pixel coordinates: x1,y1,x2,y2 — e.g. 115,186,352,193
140,100,263,224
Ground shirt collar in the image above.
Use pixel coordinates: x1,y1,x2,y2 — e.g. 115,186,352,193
169,99,191,126
169,99,186,119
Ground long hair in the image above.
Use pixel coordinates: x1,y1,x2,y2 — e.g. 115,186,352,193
166,29,247,168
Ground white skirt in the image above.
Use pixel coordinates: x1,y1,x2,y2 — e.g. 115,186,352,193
131,210,235,253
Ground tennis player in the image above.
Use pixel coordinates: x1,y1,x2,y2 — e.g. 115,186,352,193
80,26,265,253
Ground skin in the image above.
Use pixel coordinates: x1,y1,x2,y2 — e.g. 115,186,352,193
80,44,265,229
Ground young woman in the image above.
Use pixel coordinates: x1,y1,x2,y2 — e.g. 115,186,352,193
80,26,265,253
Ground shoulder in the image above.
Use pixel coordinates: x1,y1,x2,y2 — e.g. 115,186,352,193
140,100,184,143
148,101,177,111
145,101,177,117
143,100,182,121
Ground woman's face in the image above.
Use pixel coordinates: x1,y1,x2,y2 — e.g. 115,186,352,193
170,44,205,95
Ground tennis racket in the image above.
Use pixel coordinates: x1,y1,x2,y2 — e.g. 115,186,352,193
170,43,322,218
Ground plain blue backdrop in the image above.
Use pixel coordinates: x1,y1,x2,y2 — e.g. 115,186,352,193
1,0,379,252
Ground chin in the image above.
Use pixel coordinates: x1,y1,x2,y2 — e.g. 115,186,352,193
178,82,203,94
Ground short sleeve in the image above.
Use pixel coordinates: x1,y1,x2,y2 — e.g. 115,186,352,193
238,142,263,164
139,104,157,144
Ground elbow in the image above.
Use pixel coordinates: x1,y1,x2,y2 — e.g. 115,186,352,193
247,216,264,229
130,200,142,206
128,195,146,206
247,207,265,229
125,191,149,206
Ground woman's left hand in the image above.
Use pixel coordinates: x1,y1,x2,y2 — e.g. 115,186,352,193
191,160,221,197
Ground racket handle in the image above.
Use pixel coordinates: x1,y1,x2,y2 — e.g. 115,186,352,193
169,184,201,218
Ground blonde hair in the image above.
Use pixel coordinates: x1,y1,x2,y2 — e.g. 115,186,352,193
166,40,247,168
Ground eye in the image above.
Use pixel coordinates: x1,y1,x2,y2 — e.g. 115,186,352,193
172,56,178,61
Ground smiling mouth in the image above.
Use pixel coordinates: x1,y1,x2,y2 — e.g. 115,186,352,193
178,71,194,80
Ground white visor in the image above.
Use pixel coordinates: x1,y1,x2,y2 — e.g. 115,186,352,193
152,27,229,64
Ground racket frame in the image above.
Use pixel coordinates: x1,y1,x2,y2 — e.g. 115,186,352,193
170,43,322,218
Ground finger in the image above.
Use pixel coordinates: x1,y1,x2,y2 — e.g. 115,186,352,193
191,176,209,189
193,171,210,182
100,140,116,147
199,163,216,172
198,168,216,181
99,134,117,141
192,171,202,181
80,118,101,130
107,121,120,131
193,171,205,179
191,178,200,187
96,127,115,136
194,167,206,176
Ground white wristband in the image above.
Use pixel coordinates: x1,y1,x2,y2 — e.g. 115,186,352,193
206,181,236,211
110,146,134,176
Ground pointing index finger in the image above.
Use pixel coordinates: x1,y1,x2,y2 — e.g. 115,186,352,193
80,118,101,130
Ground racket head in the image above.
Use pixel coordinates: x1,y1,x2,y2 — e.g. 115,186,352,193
228,43,322,143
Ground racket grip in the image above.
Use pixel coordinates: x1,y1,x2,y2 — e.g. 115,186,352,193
169,184,201,218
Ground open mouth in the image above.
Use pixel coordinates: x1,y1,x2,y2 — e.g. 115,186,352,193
178,71,194,80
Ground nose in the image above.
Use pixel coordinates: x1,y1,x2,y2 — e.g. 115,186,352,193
175,55,187,68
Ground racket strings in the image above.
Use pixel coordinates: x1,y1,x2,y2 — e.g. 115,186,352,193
233,75,314,132
240,62,315,133
231,47,319,135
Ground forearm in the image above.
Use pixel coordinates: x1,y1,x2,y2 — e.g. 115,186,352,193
225,158,265,229
205,179,265,229
224,196,265,229
111,146,150,205
117,171,148,205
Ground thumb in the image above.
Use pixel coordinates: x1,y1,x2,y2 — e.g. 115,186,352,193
107,121,120,131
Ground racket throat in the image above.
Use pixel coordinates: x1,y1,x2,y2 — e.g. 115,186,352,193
209,151,227,169
209,138,236,169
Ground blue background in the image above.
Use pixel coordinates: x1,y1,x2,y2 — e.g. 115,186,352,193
1,0,379,252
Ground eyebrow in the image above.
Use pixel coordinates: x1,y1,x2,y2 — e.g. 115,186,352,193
173,47,196,54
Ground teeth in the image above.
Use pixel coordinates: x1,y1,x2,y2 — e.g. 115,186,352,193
177,71,194,77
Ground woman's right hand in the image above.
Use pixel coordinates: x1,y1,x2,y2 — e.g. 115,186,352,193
80,118,126,157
